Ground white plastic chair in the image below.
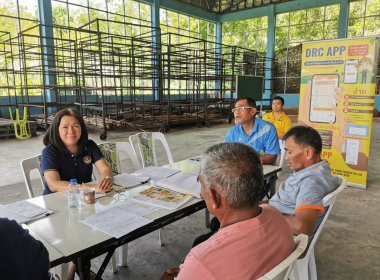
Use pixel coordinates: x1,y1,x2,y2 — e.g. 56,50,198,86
275,140,286,178
20,155,69,280
289,175,347,280
258,234,309,280
115,142,141,171
20,155,46,199
129,132,173,168
96,142,141,177
129,132,175,246
96,142,142,268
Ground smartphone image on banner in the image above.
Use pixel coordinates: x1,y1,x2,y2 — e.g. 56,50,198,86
309,74,339,123
344,59,359,84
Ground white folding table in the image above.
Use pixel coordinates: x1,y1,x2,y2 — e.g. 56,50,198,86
4,160,281,280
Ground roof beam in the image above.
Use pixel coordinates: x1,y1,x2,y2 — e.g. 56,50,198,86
160,0,219,22
220,0,246,14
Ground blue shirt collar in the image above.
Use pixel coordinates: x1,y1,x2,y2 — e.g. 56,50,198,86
62,145,87,157
237,119,258,137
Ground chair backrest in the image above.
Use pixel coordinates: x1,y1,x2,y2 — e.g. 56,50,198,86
116,142,141,172
300,175,346,260
20,155,46,199
275,140,286,177
258,234,309,280
96,142,141,179
129,132,173,168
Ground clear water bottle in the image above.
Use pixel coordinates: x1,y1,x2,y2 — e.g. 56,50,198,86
68,179,81,208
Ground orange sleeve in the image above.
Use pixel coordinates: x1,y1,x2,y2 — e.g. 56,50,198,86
295,205,325,213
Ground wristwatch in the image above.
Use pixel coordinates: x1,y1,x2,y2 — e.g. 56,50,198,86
104,176,113,180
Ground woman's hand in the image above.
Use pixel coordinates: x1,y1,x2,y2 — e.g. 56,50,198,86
98,177,113,191
94,158,114,191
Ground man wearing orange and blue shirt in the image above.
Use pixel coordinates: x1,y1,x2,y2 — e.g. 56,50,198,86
264,126,340,237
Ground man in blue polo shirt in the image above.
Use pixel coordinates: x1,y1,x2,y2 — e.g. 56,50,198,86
225,96,280,165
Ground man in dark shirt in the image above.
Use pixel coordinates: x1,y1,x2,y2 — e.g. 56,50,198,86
0,218,50,280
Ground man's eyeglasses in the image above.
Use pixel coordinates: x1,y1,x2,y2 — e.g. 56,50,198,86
106,186,127,201
232,106,254,112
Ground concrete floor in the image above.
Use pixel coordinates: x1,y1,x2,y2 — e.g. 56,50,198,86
0,122,379,279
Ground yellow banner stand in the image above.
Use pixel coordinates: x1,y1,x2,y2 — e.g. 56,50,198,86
299,37,379,189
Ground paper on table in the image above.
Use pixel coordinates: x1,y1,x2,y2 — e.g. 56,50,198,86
116,201,155,217
0,205,53,225
132,187,194,210
3,201,50,218
133,166,180,182
156,172,201,198
113,173,150,188
81,207,152,239
95,200,156,216
95,193,106,199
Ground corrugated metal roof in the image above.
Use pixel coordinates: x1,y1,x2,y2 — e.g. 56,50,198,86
172,0,296,15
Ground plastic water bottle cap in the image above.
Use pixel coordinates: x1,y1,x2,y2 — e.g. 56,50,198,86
70,179,77,183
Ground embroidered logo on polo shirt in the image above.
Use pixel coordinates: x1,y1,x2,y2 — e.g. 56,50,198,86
83,156,92,164
259,150,265,155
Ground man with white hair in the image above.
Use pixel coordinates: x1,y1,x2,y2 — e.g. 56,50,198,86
160,143,294,280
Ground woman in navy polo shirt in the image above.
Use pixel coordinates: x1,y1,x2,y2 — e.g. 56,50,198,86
41,109,113,195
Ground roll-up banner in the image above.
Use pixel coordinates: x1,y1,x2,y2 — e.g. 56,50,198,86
299,37,379,189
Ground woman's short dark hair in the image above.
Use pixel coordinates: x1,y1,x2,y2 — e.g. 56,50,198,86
283,126,322,155
43,109,88,149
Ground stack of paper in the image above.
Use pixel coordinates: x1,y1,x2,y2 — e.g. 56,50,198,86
113,173,150,188
0,201,53,224
133,166,180,181
156,172,202,198
132,187,194,210
81,201,154,238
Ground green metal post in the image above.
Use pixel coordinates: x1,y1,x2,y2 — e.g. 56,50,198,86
338,0,349,38
38,0,56,111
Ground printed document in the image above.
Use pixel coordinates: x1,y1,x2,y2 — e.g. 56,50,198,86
133,166,180,181
156,172,201,198
113,173,150,188
0,201,53,224
81,207,152,239
132,187,193,210
3,201,50,218
113,201,155,217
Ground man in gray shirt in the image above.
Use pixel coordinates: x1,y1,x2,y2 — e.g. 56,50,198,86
262,126,341,236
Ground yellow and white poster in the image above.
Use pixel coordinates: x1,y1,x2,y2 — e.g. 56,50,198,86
299,37,379,188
